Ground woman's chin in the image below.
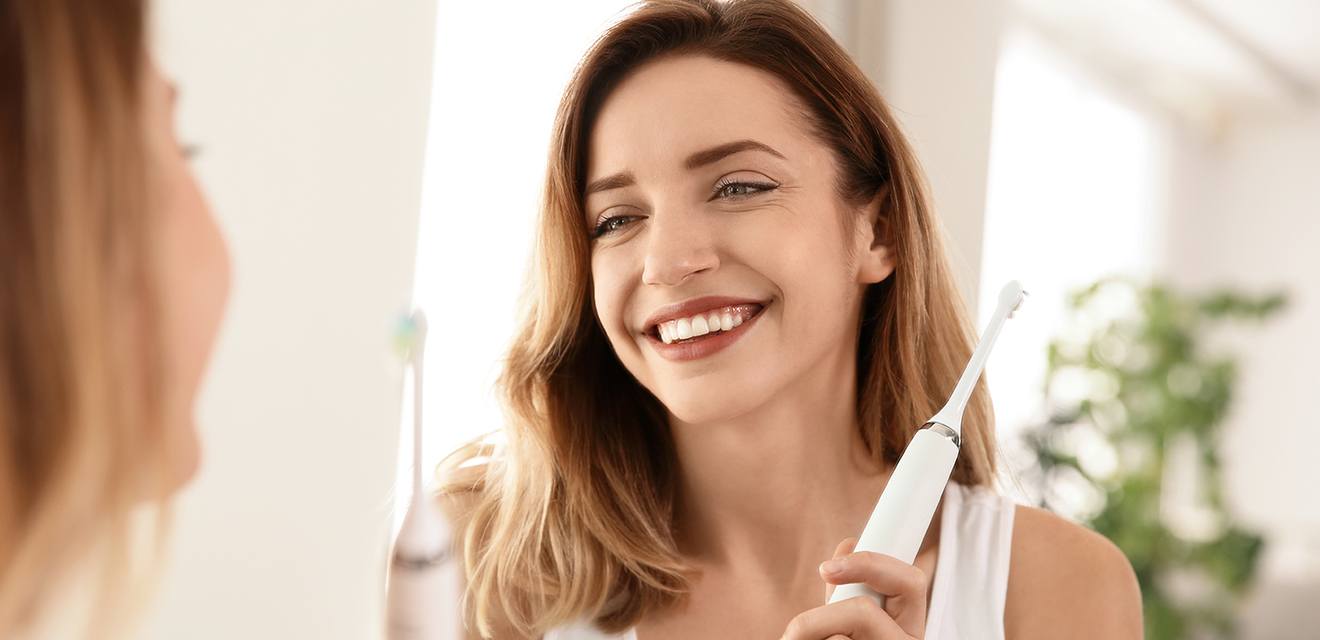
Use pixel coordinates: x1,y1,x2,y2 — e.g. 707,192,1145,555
157,420,203,498
659,384,768,426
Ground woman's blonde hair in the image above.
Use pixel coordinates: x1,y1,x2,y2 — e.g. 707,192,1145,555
439,0,995,636
0,0,170,635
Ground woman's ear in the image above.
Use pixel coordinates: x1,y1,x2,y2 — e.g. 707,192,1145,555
854,188,895,285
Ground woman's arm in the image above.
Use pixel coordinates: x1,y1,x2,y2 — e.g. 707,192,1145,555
1005,505,1143,639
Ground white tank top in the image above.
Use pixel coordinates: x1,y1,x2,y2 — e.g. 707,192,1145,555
544,482,1016,640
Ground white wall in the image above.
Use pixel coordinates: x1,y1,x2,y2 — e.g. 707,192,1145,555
146,2,435,638
1165,111,1320,636
855,0,1005,314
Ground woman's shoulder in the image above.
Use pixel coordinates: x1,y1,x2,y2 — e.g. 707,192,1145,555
1005,503,1143,639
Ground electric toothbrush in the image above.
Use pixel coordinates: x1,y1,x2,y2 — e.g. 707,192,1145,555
828,281,1026,607
386,310,463,640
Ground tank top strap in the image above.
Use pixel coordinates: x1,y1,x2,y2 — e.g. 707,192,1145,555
925,481,1016,640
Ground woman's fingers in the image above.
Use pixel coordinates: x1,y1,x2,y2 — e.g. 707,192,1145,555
819,550,927,599
818,548,929,636
780,537,928,639
779,593,910,640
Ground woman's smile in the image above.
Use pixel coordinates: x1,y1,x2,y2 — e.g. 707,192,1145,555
642,299,769,362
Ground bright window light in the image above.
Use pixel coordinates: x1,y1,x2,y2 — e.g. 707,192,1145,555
979,26,1167,479
400,2,635,515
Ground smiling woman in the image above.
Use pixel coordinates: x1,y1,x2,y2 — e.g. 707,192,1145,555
436,1,1140,639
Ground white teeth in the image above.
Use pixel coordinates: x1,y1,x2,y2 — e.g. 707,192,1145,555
675,318,693,340
691,315,710,337
653,303,761,345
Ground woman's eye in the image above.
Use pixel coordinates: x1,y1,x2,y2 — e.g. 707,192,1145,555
591,214,639,239
712,180,777,200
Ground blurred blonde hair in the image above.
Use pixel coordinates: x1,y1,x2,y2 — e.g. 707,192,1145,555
0,0,171,636
439,0,995,636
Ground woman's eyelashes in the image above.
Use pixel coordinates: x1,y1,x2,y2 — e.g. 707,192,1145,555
709,177,779,201
589,178,780,240
591,213,640,239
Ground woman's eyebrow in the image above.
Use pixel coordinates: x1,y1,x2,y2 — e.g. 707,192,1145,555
684,139,785,169
584,139,786,197
585,171,635,196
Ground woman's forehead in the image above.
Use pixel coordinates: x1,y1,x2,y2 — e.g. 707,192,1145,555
586,55,816,175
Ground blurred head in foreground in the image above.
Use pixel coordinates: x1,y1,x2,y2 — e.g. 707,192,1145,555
0,0,231,635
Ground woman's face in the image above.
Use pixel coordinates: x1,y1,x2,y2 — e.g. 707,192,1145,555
144,63,231,490
585,55,893,424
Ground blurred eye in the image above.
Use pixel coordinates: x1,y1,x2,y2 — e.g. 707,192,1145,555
181,143,202,161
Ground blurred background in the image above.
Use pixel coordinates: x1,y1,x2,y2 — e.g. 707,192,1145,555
145,0,1318,638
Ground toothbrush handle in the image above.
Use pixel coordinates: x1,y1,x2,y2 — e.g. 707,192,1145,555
828,426,960,606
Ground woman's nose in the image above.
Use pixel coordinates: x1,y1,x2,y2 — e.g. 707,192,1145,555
641,210,719,287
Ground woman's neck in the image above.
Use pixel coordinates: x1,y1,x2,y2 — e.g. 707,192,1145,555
667,347,890,592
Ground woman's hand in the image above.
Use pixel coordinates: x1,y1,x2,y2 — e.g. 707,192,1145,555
779,538,928,640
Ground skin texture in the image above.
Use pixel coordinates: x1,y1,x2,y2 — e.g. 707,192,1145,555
144,62,232,491
444,54,1142,640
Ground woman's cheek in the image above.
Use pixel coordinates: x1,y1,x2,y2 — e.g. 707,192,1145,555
591,260,630,346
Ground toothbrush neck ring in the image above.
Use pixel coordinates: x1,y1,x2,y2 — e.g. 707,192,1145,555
921,421,962,448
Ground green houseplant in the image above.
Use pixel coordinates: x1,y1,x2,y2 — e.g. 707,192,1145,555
1022,277,1285,639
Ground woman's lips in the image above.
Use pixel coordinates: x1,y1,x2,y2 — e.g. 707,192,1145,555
643,302,767,362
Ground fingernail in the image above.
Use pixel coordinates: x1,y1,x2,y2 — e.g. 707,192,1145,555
820,559,844,575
